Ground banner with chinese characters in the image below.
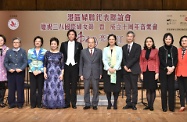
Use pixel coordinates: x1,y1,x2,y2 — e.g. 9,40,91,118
0,11,187,50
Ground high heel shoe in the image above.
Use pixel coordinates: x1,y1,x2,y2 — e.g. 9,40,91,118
179,107,185,112
107,103,112,109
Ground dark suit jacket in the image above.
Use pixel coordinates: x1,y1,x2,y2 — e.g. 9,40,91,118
60,41,83,65
122,42,141,74
79,48,102,79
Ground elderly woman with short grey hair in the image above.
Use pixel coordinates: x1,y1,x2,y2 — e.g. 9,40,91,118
4,37,27,109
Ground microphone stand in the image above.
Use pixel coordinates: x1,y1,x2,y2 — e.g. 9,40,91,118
138,79,147,106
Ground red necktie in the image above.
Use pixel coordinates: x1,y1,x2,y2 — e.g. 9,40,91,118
90,49,93,56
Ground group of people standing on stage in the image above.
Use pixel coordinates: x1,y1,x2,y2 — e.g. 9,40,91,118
0,30,186,112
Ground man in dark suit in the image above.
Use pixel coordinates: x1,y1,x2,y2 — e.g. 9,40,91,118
122,31,141,110
60,30,83,109
79,37,102,110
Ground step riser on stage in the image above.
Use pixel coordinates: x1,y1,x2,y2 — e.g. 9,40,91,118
77,95,114,106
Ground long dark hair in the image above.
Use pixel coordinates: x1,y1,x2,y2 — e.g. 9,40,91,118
143,37,156,50
106,34,118,47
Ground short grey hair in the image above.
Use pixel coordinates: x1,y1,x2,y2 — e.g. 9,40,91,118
12,37,21,43
87,37,96,43
126,31,135,37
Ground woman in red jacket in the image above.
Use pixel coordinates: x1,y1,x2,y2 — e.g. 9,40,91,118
176,35,187,112
140,37,159,111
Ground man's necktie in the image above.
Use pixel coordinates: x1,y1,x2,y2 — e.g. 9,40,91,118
90,49,93,56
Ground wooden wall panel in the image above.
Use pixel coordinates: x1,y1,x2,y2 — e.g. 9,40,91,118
37,0,101,10
101,0,162,10
163,0,187,10
1,0,36,10
120,0,139,10
137,0,162,10
101,0,120,10
0,0,3,9
89,0,101,10
0,0,187,10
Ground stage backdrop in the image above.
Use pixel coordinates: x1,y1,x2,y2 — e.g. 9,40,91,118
0,11,187,50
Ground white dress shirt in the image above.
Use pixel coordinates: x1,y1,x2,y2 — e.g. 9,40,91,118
89,48,94,55
66,41,76,65
128,42,133,52
36,49,40,56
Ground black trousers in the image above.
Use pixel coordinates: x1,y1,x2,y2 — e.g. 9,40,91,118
124,73,139,106
160,69,175,111
29,72,44,107
7,71,25,107
64,64,79,106
106,92,119,107
178,76,187,107
0,82,6,104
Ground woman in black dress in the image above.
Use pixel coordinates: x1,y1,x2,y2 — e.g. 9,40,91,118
140,37,159,111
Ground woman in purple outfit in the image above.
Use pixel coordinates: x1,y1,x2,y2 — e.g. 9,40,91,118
0,34,9,107
42,37,65,109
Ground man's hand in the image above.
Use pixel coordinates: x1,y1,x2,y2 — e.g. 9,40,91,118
127,69,131,72
100,75,102,79
124,66,128,71
80,76,84,81
124,66,131,72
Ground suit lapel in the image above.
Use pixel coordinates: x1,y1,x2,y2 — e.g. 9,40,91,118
65,41,68,55
74,41,78,55
129,43,135,56
125,44,129,56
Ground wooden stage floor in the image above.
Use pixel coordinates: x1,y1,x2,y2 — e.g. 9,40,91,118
0,90,186,122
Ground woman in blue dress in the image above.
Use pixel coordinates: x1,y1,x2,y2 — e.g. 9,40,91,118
43,37,65,109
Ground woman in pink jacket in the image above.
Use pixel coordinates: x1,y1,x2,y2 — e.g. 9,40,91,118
140,37,159,111
0,34,9,107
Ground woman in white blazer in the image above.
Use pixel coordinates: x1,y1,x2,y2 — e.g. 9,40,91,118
102,34,122,110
